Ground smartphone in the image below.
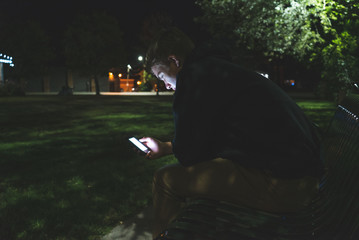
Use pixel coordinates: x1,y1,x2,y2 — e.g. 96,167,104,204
129,137,150,154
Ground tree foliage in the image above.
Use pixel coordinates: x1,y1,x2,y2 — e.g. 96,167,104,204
195,0,359,98
196,0,319,58
64,12,126,95
0,20,54,80
311,0,359,97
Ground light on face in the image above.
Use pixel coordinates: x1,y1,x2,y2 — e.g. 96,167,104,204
158,72,165,81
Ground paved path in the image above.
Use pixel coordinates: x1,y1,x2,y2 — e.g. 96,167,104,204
26,91,174,96
102,206,153,240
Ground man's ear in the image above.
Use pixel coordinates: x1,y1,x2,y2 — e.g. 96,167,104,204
168,55,181,68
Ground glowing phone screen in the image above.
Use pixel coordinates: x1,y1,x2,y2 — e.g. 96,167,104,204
129,137,150,153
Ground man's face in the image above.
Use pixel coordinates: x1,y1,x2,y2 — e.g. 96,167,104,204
151,60,180,90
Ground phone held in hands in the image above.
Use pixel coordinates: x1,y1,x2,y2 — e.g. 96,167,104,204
129,137,150,154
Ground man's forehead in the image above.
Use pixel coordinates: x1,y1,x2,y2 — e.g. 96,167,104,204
152,64,168,73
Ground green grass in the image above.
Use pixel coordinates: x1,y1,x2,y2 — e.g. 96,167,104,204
0,95,176,240
296,99,337,131
0,95,336,239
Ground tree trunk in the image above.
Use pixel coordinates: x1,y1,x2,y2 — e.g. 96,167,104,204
42,76,50,92
94,75,100,95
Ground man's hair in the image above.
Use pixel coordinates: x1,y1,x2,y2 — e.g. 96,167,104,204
145,27,195,73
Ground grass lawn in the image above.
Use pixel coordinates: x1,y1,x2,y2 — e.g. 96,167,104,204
296,99,337,131
0,95,336,240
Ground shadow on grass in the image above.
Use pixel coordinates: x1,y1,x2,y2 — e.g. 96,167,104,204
0,95,176,239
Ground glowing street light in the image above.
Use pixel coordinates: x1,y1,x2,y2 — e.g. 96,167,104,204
108,72,114,81
127,64,132,79
138,55,143,62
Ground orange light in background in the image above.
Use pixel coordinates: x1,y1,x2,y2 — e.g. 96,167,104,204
137,81,142,85
118,73,122,78
109,72,114,81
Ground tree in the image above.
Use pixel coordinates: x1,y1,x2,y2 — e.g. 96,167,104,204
64,12,126,95
0,20,54,88
308,0,359,99
141,11,174,44
195,0,322,61
195,0,359,99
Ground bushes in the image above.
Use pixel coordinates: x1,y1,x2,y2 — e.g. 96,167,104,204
0,81,25,96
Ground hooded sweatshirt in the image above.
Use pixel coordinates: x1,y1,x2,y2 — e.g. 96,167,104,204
171,44,323,179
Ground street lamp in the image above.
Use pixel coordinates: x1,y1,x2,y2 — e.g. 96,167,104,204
138,55,143,62
126,64,132,91
127,64,132,79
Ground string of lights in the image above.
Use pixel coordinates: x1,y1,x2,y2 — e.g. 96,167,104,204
0,53,14,67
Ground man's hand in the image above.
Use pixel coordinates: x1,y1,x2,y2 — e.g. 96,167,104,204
139,137,173,159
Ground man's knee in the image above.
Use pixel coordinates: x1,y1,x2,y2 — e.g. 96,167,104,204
153,163,188,202
153,164,181,190
153,165,168,188
153,163,190,191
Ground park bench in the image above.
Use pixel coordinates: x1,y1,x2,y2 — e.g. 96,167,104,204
155,93,359,240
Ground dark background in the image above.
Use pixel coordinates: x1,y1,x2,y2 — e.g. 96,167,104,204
0,0,203,62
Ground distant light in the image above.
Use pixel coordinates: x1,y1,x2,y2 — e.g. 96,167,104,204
108,72,114,81
137,81,142,85
258,72,269,79
138,56,143,61
0,53,14,65
0,59,12,64
127,64,132,69
284,79,296,86
118,73,122,78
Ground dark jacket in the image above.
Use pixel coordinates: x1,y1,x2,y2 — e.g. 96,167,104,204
172,45,323,179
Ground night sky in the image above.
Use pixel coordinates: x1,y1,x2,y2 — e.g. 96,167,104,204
0,0,203,63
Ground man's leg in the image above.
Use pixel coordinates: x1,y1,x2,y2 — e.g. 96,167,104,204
152,158,318,238
152,158,259,238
